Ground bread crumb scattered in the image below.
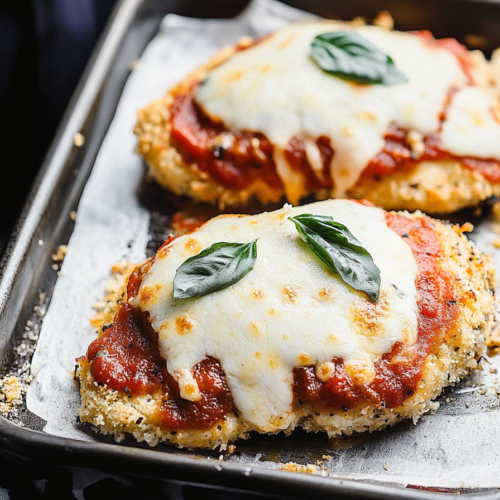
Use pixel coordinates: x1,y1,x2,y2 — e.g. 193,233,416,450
373,11,394,30
74,132,85,147
350,16,366,27
280,463,318,474
465,33,487,50
1,376,21,403
0,372,30,416
459,222,474,234
51,245,68,262
90,261,137,331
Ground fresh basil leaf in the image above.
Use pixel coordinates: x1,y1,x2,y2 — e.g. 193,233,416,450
289,214,381,302
173,240,257,299
310,30,408,86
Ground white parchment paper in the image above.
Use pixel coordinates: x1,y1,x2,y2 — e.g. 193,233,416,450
26,0,500,488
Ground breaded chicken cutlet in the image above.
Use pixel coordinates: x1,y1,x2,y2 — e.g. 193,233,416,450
77,199,495,448
135,21,500,213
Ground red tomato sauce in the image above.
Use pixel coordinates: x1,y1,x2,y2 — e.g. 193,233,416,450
83,213,458,429
169,31,500,192
171,87,500,190
86,297,235,430
171,86,336,192
364,127,500,183
284,136,334,189
170,87,281,190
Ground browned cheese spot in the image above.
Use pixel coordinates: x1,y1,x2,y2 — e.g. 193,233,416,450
344,359,374,386
342,125,353,137
279,32,297,49
184,238,202,254
250,322,263,336
269,357,279,369
298,352,312,365
316,362,336,383
318,286,335,300
493,100,500,124
158,245,172,260
223,69,246,84
252,289,266,299
183,383,197,396
255,351,262,358
160,320,170,331
390,344,417,366
350,294,389,339
364,110,378,122
139,284,162,306
175,314,196,335
338,166,351,179
283,284,301,303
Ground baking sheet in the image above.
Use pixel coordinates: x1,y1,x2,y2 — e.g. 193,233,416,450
26,0,500,489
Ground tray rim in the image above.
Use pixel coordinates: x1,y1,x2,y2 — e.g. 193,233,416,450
0,0,500,497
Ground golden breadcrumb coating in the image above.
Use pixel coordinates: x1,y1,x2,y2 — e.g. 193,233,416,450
134,33,500,214
77,214,495,449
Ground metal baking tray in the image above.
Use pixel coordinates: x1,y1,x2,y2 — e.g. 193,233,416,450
2,0,500,498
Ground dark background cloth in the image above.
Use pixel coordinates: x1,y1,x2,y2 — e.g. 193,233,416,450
0,0,116,252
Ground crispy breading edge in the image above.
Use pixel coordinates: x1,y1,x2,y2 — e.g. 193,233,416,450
134,31,500,214
76,214,495,449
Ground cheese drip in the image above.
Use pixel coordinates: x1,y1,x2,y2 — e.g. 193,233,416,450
194,22,500,203
135,200,419,432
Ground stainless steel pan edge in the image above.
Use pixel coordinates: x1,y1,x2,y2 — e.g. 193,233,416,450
0,417,478,500
0,0,500,497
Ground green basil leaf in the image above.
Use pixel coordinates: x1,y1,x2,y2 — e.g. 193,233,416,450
289,214,381,302
310,30,408,86
173,240,257,299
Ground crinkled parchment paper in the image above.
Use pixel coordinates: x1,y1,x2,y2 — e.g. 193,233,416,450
26,0,500,489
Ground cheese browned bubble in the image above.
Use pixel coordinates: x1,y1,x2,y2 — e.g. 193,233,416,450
133,200,418,432
194,22,500,203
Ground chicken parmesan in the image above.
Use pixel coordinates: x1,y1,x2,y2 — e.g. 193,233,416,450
76,199,495,448
135,20,500,213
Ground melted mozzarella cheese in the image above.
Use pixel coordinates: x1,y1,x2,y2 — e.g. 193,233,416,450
194,22,491,202
440,86,500,159
135,200,418,432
